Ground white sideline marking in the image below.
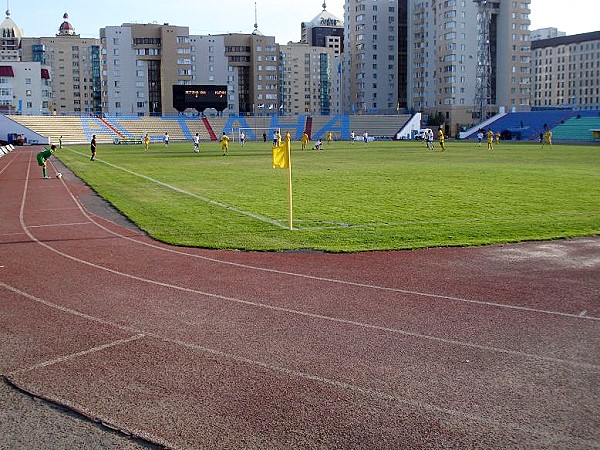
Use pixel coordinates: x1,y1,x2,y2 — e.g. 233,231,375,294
63,147,286,228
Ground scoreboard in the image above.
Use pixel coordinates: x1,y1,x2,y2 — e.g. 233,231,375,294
173,85,228,112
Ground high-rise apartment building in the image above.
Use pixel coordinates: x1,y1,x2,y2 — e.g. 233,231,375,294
0,9,51,115
100,23,192,116
344,0,403,115
189,34,238,115
531,31,600,110
222,31,279,115
407,0,531,135
20,13,99,115
280,43,341,115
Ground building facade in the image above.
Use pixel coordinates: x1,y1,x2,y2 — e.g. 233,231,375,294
189,34,239,115
531,31,600,110
407,0,532,135
344,0,402,115
100,22,192,116
222,32,279,115
21,13,100,115
279,43,341,115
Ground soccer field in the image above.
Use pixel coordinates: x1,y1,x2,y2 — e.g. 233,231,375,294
56,139,600,252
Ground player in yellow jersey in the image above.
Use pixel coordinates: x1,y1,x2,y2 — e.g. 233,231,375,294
437,127,446,151
326,131,333,145
143,133,150,151
221,132,230,155
301,131,309,150
542,129,552,149
487,129,494,151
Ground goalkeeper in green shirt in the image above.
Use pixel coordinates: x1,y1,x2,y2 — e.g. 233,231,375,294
36,144,57,179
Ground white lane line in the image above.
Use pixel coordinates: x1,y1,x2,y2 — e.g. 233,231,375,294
8,334,145,377
28,222,91,228
0,150,17,176
0,232,27,237
36,207,83,212
1,280,597,448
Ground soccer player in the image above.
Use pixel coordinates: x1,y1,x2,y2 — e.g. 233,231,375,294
221,131,230,156
240,131,246,147
193,133,200,153
363,131,369,146
90,135,97,160
495,131,501,144
542,129,553,149
143,133,150,151
437,127,446,151
350,131,355,144
326,131,333,145
426,129,435,151
487,129,494,151
164,132,169,148
272,130,282,147
36,144,57,179
301,131,309,150
477,130,484,147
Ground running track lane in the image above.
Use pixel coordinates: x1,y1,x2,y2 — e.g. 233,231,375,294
0,147,598,449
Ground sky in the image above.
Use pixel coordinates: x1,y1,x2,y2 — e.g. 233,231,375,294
6,0,599,43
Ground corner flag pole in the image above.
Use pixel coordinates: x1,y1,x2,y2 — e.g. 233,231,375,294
286,138,293,230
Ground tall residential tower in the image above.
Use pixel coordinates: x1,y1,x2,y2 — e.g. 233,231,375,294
408,0,532,134
344,0,405,115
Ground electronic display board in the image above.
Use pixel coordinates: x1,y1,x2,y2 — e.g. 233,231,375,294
173,85,228,112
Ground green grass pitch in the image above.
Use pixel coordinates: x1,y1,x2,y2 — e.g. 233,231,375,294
55,139,600,252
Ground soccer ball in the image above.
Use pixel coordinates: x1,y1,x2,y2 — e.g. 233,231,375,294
56,173,63,178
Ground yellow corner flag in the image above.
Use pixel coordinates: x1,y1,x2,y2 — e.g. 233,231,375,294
272,140,290,169
271,138,293,229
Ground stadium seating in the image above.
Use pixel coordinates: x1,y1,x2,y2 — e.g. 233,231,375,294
16,112,598,146
552,112,600,141
462,110,578,141
10,116,89,144
348,115,412,140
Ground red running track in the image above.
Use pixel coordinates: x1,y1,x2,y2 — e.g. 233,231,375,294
1,146,599,449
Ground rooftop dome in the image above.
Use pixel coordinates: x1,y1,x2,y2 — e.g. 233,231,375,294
308,3,343,28
0,8,22,40
58,12,75,36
